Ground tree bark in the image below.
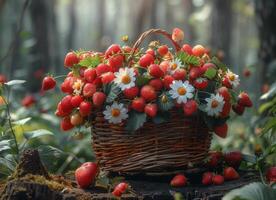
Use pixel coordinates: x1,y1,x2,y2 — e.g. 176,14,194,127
210,0,232,65
255,0,276,86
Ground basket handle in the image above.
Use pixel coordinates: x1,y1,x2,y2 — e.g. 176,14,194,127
128,28,181,61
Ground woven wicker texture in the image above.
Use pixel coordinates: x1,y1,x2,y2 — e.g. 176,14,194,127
91,29,211,174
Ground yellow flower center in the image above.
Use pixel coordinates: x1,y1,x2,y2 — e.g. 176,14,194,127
171,63,178,70
121,75,131,84
73,80,83,91
111,108,121,117
177,87,186,95
211,100,219,108
161,95,168,103
229,74,235,81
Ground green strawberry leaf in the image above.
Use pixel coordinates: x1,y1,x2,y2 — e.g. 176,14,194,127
152,111,171,124
211,57,227,72
125,111,147,132
79,56,100,68
204,68,217,79
176,51,200,66
136,75,150,87
103,83,121,103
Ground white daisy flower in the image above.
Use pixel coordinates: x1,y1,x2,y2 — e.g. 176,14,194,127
72,79,84,95
169,58,183,74
114,68,136,90
205,93,225,116
226,70,240,88
103,102,128,124
169,80,195,104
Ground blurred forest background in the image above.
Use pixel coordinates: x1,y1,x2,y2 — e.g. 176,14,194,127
0,0,276,175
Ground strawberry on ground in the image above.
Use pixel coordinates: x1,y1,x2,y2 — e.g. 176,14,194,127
224,151,242,169
223,167,240,181
170,174,187,187
202,172,213,185
112,182,128,197
212,175,224,185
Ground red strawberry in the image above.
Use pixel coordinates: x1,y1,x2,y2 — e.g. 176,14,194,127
214,123,228,138
148,64,164,78
202,172,213,185
146,48,155,57
192,45,205,57
183,100,198,116
56,102,70,117
75,162,98,189
218,87,231,102
60,77,74,94
232,104,245,115
112,182,128,197
206,151,223,168
92,77,103,88
0,74,7,84
109,55,124,72
92,92,106,107
157,45,168,56
189,67,202,79
21,95,36,108
131,97,145,112
163,75,174,89
149,79,163,91
83,83,97,97
212,175,224,185
123,86,139,99
84,68,97,83
122,46,132,53
181,44,192,55
105,44,121,58
61,116,74,131
224,151,242,169
96,64,111,76
64,52,79,67
201,63,216,73
60,95,73,113
71,95,83,108
42,76,56,91
159,60,170,73
170,174,187,187
144,103,158,117
101,72,115,84
243,68,251,77
266,166,276,183
70,113,84,126
222,77,232,89
220,101,231,118
238,92,252,107
173,69,187,80
79,101,92,116
139,54,154,68
193,78,208,90
140,85,157,102
172,28,184,43
223,167,239,180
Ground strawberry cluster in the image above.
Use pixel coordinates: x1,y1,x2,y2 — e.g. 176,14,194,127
43,28,252,137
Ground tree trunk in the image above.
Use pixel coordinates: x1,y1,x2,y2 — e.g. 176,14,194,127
255,0,276,86
210,0,232,65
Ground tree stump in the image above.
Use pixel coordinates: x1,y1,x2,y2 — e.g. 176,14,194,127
0,149,260,200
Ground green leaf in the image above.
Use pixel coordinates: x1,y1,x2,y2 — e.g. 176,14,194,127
12,117,31,125
5,80,26,86
176,51,200,66
223,182,276,200
0,155,16,171
261,118,276,135
260,83,276,101
23,129,54,140
79,56,100,68
211,57,228,72
104,83,121,103
125,111,147,132
152,111,171,124
136,75,150,87
204,68,217,79
38,145,63,158
0,139,12,153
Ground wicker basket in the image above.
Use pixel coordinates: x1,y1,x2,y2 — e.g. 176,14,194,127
91,29,212,174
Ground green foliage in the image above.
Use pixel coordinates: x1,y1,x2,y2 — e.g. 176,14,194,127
23,129,54,140
204,68,217,79
136,75,151,87
223,182,276,200
211,57,228,72
79,56,100,68
176,51,200,66
103,83,121,103
125,111,147,132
